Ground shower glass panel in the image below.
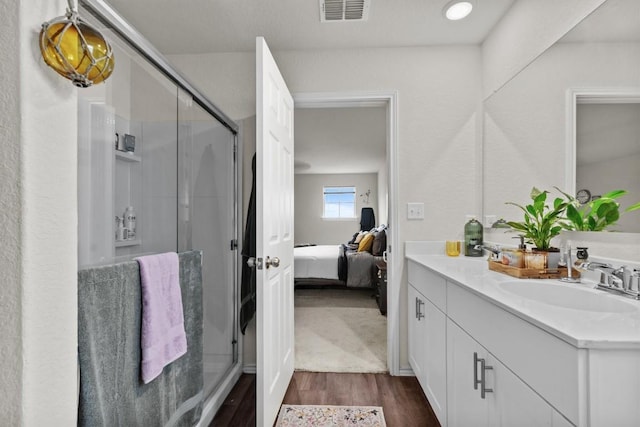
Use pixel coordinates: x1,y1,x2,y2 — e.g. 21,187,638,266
77,3,239,407
178,91,238,398
78,33,178,267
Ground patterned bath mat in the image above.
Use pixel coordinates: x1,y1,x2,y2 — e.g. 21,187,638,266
276,404,386,426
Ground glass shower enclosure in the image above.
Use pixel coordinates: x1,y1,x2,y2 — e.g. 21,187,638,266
77,1,240,408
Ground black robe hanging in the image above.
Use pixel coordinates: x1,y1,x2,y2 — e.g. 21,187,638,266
239,154,257,334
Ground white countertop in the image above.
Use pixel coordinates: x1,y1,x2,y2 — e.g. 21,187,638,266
405,242,640,350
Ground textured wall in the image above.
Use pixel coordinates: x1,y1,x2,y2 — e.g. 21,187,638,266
0,0,78,423
0,0,23,422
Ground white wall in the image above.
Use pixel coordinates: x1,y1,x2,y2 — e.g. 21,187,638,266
0,0,78,423
0,0,22,422
295,173,378,244
482,0,606,99
169,46,482,370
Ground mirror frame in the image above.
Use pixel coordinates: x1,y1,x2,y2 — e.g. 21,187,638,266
565,87,640,199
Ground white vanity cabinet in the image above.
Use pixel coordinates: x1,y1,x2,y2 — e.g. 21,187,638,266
447,319,572,427
408,262,448,426
407,259,575,427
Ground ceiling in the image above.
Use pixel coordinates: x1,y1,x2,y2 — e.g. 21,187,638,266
105,0,515,54
294,106,387,175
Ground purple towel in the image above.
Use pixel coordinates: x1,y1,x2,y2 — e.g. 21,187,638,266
136,252,187,384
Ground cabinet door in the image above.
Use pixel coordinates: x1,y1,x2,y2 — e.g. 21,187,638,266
423,297,447,425
448,320,558,427
408,285,425,384
447,320,491,427
489,351,555,427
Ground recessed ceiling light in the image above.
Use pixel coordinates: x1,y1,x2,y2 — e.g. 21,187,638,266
443,1,474,21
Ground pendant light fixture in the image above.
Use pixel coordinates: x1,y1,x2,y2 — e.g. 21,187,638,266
39,0,115,87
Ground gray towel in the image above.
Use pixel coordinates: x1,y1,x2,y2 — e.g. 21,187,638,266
78,251,203,427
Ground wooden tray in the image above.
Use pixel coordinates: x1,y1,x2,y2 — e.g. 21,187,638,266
488,260,581,279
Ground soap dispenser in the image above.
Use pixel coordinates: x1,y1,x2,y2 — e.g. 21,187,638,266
501,235,525,267
464,217,483,257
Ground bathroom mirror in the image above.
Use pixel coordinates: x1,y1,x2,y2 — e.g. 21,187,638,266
483,0,640,233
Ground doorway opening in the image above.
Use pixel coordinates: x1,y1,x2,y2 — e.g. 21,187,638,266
293,91,399,375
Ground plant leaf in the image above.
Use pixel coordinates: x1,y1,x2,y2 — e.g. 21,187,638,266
553,186,574,201
565,204,583,230
530,187,542,200
600,189,626,200
625,202,640,212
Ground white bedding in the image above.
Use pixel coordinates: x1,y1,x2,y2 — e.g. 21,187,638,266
293,245,340,280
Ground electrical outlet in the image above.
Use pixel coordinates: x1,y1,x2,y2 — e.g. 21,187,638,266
407,202,424,220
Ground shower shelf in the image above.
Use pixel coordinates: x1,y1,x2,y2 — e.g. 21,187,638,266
115,239,141,248
115,151,141,163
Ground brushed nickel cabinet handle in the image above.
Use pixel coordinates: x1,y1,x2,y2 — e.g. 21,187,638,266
473,352,480,390
473,352,493,398
480,358,493,399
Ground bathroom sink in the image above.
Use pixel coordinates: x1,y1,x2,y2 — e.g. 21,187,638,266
496,280,638,313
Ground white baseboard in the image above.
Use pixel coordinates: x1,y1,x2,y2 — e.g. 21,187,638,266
396,367,415,377
243,363,256,374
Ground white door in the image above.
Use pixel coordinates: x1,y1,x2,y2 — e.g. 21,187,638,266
255,36,295,427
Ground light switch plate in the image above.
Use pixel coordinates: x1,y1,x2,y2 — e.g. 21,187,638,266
407,202,424,220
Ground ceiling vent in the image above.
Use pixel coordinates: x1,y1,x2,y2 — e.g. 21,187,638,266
319,0,370,22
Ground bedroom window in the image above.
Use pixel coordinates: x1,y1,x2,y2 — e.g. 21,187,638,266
323,186,356,219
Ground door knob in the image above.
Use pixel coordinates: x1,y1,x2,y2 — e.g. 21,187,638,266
265,256,280,269
247,257,263,270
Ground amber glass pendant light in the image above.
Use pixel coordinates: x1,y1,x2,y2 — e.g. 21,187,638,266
40,0,115,87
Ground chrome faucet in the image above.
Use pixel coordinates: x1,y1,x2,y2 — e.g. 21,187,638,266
580,261,640,300
475,244,500,255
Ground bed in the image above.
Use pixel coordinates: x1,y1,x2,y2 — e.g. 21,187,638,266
293,227,386,288
294,244,375,288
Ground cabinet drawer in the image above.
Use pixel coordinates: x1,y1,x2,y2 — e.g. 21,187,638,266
447,282,582,424
408,260,446,311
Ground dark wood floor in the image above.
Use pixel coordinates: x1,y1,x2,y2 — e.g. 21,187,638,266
210,372,441,426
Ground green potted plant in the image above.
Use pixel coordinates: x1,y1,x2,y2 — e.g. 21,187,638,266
506,187,569,268
554,187,640,231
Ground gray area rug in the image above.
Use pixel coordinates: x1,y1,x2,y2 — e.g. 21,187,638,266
295,289,387,373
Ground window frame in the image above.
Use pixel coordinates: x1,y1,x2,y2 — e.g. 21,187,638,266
322,185,357,220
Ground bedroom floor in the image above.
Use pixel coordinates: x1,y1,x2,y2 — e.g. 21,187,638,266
294,287,387,373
